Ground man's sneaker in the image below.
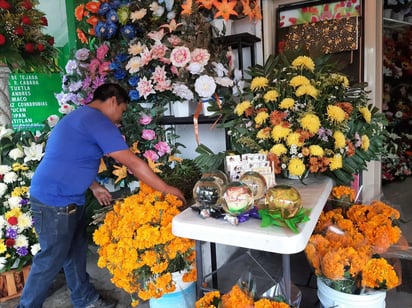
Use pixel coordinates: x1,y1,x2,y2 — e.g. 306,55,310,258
85,296,117,308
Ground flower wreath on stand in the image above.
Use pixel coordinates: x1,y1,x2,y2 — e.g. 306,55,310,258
218,53,387,185
0,125,49,273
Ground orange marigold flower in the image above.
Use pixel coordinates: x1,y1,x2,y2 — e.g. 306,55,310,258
361,258,399,289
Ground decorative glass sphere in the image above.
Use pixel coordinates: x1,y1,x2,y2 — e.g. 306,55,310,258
239,171,267,200
202,170,229,188
265,185,302,218
193,177,223,207
222,182,254,215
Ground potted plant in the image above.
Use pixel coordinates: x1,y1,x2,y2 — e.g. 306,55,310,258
93,182,197,307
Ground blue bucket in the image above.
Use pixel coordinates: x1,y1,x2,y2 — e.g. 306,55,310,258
149,282,196,308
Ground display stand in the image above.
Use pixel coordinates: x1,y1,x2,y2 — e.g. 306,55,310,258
172,175,333,304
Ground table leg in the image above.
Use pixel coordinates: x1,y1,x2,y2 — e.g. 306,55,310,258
195,240,203,299
282,254,291,304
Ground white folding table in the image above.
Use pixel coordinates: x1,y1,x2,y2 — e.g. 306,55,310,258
172,175,333,304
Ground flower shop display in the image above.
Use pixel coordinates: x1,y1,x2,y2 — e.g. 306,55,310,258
305,195,408,306
0,0,58,72
93,182,197,307
218,54,387,185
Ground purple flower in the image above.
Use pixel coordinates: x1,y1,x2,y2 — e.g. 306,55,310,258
75,48,90,61
16,246,29,257
6,228,18,239
141,129,156,141
82,76,92,89
139,114,152,125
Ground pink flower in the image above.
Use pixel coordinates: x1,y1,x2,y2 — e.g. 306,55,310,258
142,129,156,140
170,46,191,68
137,77,156,99
99,61,111,76
144,150,159,161
139,114,152,125
89,59,100,74
96,44,109,60
151,43,167,59
191,48,210,66
154,141,171,157
154,80,171,92
168,35,182,46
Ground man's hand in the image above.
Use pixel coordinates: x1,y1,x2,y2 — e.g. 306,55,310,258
90,181,112,206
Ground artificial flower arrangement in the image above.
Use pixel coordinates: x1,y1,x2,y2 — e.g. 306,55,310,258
0,0,59,72
196,279,291,308
92,182,196,307
0,124,49,273
192,0,262,22
305,189,407,294
218,54,387,185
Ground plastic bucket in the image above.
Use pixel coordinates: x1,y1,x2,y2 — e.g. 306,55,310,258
149,272,196,308
317,278,386,308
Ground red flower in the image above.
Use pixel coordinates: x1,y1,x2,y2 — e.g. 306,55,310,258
5,238,15,247
14,26,24,36
21,0,32,10
37,43,45,52
0,34,6,45
0,0,11,10
8,216,18,225
21,16,31,25
24,42,35,53
47,36,55,46
40,16,48,26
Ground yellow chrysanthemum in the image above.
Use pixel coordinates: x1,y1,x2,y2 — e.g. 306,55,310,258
279,98,295,109
271,125,291,141
5,208,22,220
361,134,370,151
287,132,304,147
333,131,346,149
329,154,343,170
295,84,318,98
289,75,310,88
234,100,252,116
263,90,279,102
256,128,270,139
300,113,321,133
291,56,315,71
270,144,288,156
327,105,346,122
0,241,6,254
255,111,269,126
359,107,371,123
250,76,269,91
288,157,306,176
309,145,324,157
331,73,349,87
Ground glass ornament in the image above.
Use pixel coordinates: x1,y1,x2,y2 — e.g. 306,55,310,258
265,185,302,218
193,177,223,207
222,181,254,215
239,171,267,200
201,170,229,188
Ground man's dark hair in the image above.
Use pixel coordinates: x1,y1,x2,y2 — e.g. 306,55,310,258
92,83,130,105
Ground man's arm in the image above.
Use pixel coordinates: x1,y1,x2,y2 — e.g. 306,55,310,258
109,149,186,203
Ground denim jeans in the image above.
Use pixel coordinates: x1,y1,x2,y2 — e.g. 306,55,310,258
18,198,99,308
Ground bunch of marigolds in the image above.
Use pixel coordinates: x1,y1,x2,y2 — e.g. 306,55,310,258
93,183,196,307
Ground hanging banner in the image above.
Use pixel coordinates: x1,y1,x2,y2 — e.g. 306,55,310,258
8,73,61,131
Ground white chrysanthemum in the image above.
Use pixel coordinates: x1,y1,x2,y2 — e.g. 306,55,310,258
0,183,7,197
126,56,142,74
24,171,34,180
23,143,44,163
8,148,24,160
31,243,41,256
194,75,217,98
187,62,204,75
0,257,6,271
172,83,194,101
8,196,22,209
17,212,32,231
3,171,18,184
15,235,29,248
0,165,11,175
215,76,234,87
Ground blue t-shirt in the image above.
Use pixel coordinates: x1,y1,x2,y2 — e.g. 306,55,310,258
30,106,129,206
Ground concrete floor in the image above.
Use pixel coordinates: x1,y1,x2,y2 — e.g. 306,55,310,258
2,177,412,308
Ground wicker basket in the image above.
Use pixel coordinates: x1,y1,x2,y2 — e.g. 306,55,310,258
0,265,30,302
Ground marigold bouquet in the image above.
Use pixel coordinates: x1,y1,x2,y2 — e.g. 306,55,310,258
0,0,58,72
219,54,387,185
93,182,196,307
0,124,48,273
305,197,406,294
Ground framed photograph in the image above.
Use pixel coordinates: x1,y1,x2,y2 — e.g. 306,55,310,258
275,0,363,83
